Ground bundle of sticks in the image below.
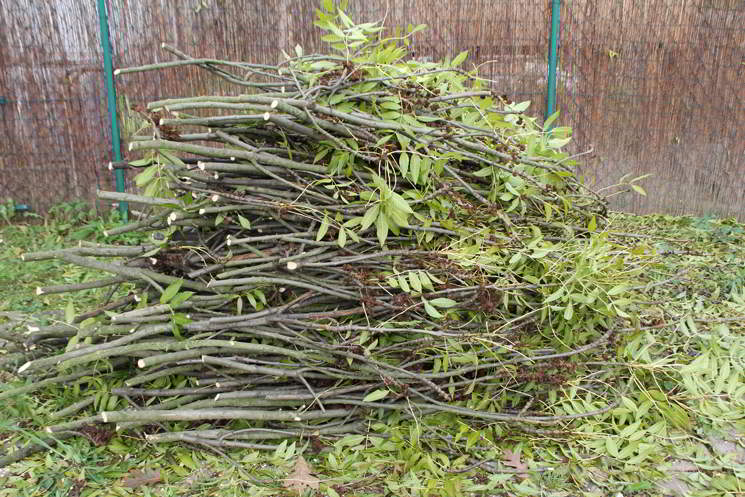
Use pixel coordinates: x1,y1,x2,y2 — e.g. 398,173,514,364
5,18,632,455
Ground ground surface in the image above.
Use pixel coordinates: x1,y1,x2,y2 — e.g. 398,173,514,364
0,209,743,496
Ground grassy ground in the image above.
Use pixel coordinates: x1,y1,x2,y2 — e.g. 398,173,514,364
0,207,744,496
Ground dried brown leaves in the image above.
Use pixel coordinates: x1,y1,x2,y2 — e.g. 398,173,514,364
502,449,528,479
283,456,320,495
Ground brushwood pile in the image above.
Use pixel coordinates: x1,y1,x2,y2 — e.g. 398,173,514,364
3,8,642,454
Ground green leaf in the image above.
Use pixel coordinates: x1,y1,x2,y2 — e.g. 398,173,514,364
65,334,79,352
143,180,161,198
619,421,642,439
429,297,458,308
548,137,572,148
397,274,411,293
545,288,564,303
273,439,288,460
65,300,75,324
255,289,267,306
422,299,444,318
237,215,251,229
433,357,442,374
551,126,572,138
375,134,393,146
563,302,574,320
451,50,468,67
246,292,257,309
343,217,362,228
317,211,330,241
129,158,152,167
322,0,333,12
371,173,386,191
606,438,619,458
409,272,422,293
505,182,521,196
587,215,597,233
409,154,421,183
313,147,331,163
544,110,560,129
419,271,434,291
473,166,493,177
169,291,194,308
160,279,184,304
531,248,551,259
360,204,380,231
607,284,627,296
245,292,259,309
399,152,410,177
420,157,432,183
616,307,631,318
621,396,638,413
171,313,192,326
396,132,410,151
375,213,389,246
321,33,342,43
388,209,409,229
337,8,354,28
631,184,646,196
338,227,347,247
171,321,182,339
508,100,531,113
159,151,185,166
389,192,413,214
380,100,401,110
80,317,97,329
135,165,158,187
662,403,691,430
363,389,390,402
214,213,225,226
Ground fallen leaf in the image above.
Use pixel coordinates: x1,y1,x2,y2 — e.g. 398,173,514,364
283,456,320,495
79,424,114,446
120,469,162,489
502,449,528,479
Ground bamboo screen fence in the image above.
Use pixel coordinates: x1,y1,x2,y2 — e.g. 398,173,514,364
0,0,742,217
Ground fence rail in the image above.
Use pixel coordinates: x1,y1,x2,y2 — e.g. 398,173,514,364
1,0,743,218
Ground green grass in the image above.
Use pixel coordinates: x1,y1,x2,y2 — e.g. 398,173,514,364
0,202,145,314
1,208,744,496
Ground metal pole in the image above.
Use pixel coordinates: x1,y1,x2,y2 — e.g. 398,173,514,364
545,0,561,126
97,0,128,220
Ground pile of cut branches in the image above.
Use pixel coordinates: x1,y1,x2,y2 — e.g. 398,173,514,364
3,5,643,457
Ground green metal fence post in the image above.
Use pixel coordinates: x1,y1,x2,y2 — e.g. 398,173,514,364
97,0,128,220
545,0,561,126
